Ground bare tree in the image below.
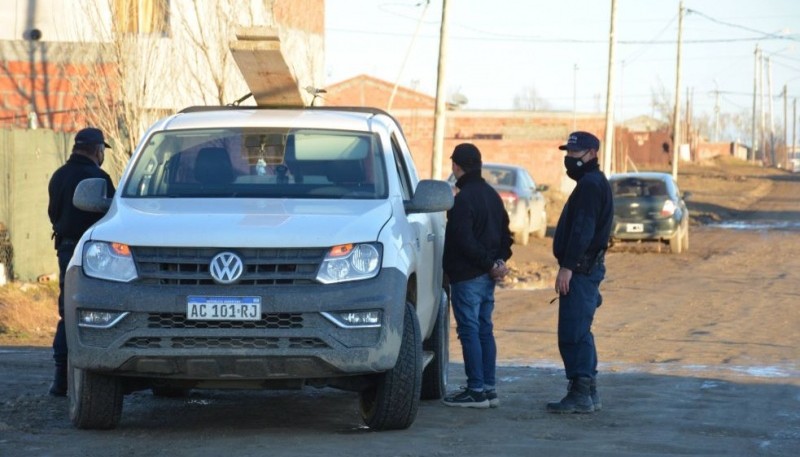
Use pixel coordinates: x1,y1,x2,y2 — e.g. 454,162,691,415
649,79,673,123
174,1,240,106
513,85,550,111
63,2,176,178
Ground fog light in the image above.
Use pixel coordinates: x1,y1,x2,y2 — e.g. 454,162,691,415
321,310,381,328
78,310,129,328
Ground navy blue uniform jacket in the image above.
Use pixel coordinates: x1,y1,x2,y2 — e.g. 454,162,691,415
48,153,116,241
552,162,613,271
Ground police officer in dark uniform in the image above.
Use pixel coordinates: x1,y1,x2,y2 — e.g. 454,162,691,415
547,131,613,413
47,127,115,396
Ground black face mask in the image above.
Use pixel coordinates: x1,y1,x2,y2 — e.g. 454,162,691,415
564,150,591,180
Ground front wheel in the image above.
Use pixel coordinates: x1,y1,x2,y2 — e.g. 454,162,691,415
421,291,449,400
359,302,422,430
68,363,124,430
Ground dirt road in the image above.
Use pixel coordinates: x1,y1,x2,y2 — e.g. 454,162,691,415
1,159,799,456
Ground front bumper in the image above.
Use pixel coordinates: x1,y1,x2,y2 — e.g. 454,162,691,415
64,267,407,380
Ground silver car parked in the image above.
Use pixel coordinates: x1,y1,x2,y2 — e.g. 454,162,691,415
448,163,548,245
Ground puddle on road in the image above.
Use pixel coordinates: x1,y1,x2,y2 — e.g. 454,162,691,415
709,220,800,231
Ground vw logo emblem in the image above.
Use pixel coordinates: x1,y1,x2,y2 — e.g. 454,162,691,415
209,252,244,284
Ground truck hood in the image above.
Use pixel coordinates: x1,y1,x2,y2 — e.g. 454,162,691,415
88,198,392,248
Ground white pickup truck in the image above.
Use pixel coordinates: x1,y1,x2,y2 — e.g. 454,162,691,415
67,106,453,430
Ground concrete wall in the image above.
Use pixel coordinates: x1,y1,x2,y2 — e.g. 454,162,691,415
0,128,76,281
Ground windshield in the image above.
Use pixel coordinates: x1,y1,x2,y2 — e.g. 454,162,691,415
122,128,388,199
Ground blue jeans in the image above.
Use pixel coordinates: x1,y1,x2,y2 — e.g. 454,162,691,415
450,274,496,391
558,263,605,380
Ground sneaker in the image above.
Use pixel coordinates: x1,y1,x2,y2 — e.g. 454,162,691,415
485,389,499,408
442,388,490,408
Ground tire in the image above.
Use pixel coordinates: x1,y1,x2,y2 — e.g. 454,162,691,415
68,362,124,430
682,221,690,252
668,225,684,254
534,210,547,239
421,291,449,400
518,214,531,246
359,302,422,430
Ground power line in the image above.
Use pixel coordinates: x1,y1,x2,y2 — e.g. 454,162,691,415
686,9,800,42
328,27,793,45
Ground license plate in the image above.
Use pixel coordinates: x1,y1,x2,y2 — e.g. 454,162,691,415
186,296,261,321
626,223,644,233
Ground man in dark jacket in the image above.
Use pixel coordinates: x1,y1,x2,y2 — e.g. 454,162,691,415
442,143,512,408
548,131,613,413
47,127,115,396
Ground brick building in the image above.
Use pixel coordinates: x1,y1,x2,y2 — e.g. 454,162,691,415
324,74,606,189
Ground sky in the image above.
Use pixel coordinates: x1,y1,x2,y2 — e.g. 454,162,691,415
325,0,800,140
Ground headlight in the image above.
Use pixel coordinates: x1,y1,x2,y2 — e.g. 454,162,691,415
316,243,381,284
83,241,138,282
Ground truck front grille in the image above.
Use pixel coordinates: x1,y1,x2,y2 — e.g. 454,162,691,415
122,336,329,350
147,313,304,329
132,247,326,285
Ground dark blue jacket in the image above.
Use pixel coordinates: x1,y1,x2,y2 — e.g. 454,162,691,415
552,161,613,271
48,153,116,242
443,170,512,283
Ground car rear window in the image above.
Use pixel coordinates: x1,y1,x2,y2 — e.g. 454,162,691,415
611,178,667,197
483,167,515,186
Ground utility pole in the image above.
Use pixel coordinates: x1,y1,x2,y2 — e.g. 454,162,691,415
671,1,684,180
713,81,720,142
793,98,797,167
572,63,578,130
767,57,774,166
431,0,450,180
783,84,788,168
759,52,765,164
750,45,758,161
602,0,617,176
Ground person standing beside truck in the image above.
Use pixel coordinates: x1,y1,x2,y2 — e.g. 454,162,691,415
46,127,115,396
548,131,612,414
442,143,512,408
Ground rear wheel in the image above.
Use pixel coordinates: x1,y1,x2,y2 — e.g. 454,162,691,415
421,291,449,400
518,214,531,246
359,302,422,430
534,210,547,238
668,225,684,254
68,363,123,430
682,221,690,252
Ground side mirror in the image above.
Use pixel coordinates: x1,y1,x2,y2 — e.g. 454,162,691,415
405,180,454,214
682,191,692,200
73,178,112,213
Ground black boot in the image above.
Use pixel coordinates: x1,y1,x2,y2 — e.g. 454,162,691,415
546,377,594,414
48,365,67,397
590,378,602,411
